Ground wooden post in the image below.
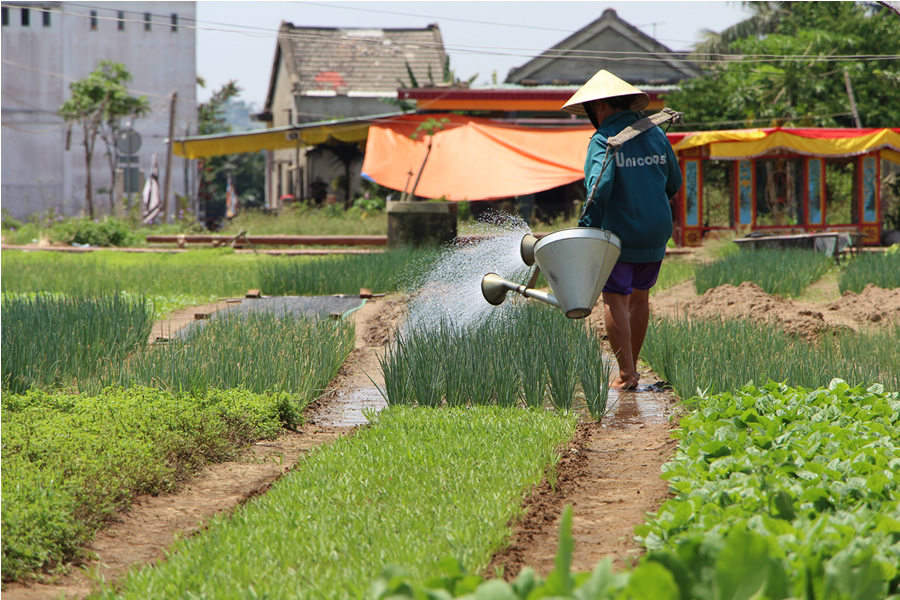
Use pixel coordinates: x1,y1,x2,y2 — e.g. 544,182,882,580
162,90,177,222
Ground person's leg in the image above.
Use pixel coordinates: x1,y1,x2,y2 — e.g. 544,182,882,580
626,261,662,379
603,291,640,390
628,288,650,379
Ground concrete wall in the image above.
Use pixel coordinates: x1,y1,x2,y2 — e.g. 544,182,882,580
1,1,197,220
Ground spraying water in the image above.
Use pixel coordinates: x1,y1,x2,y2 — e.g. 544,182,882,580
402,211,533,333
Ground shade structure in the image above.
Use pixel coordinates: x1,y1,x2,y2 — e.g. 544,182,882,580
362,116,900,202
361,114,593,201
669,127,900,162
171,114,401,160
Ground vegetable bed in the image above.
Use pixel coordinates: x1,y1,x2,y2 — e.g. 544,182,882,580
92,407,576,599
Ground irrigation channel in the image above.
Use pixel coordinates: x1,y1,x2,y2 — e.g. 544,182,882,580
4,216,679,600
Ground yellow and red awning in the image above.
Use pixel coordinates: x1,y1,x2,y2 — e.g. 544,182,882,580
669,127,900,162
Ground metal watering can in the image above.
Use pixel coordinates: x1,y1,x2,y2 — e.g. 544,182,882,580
481,227,621,319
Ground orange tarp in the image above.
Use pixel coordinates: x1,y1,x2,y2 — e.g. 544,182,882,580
361,114,593,201
362,116,900,201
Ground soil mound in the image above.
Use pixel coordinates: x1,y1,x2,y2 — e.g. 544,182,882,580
680,282,832,340
651,280,898,340
825,284,900,327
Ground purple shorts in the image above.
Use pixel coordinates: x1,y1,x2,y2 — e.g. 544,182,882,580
602,260,662,295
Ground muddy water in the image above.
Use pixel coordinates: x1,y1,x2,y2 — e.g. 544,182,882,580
310,378,670,428
309,388,388,427
604,388,669,427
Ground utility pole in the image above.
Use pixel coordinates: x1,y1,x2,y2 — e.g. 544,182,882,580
843,69,862,129
162,89,177,222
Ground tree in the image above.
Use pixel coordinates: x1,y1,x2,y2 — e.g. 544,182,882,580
58,61,149,218
666,2,900,130
196,81,265,225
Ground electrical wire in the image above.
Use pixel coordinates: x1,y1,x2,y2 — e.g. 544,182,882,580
5,2,897,68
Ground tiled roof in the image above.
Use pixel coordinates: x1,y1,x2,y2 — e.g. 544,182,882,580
505,9,702,86
279,22,448,95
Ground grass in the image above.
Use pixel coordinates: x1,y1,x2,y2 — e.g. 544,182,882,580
379,303,615,421
0,247,438,297
838,248,900,293
1,386,294,582
694,248,833,297
92,406,576,600
642,316,900,399
219,204,388,236
1,293,154,394
652,255,695,295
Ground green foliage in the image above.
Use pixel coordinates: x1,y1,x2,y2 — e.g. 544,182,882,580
49,216,143,247
91,407,575,599
196,81,266,217
643,317,900,399
1,292,153,394
651,256,695,296
1,248,435,297
635,381,900,599
694,248,833,297
838,250,900,293
58,60,150,218
1,386,291,582
106,311,354,410
368,382,900,600
378,304,615,421
669,3,900,129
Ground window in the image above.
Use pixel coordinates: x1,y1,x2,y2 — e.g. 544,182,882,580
42,9,50,27
144,12,151,31
170,13,177,31
21,7,29,26
2,7,8,26
117,11,124,30
90,10,97,30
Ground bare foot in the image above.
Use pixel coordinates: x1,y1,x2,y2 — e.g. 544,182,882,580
610,376,640,390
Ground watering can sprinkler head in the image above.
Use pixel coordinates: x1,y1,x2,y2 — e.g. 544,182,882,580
480,227,622,319
520,233,538,266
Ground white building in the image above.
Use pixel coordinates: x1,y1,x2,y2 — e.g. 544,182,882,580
1,1,197,219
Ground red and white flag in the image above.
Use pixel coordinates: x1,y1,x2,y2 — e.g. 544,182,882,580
141,153,161,225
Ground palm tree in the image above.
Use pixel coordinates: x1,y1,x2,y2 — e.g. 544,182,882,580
691,1,791,59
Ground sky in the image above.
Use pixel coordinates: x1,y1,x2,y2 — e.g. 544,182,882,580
195,1,757,109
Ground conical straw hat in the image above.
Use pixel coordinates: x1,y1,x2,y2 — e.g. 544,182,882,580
561,70,649,115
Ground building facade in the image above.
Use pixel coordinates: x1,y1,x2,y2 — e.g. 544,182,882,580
1,1,197,220
257,22,446,208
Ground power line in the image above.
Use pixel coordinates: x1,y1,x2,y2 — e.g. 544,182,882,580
11,2,897,69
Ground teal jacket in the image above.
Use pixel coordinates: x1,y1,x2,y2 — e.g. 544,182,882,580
578,111,682,263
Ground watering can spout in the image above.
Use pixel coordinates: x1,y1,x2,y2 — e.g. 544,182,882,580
481,227,622,319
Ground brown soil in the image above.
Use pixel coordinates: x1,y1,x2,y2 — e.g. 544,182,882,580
650,280,900,340
6,277,894,598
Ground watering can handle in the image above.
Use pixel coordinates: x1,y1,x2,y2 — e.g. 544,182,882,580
579,108,683,220
525,265,541,291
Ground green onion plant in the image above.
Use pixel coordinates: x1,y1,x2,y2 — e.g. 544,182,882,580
694,248,833,297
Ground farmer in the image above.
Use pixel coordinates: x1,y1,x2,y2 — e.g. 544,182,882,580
562,70,682,390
